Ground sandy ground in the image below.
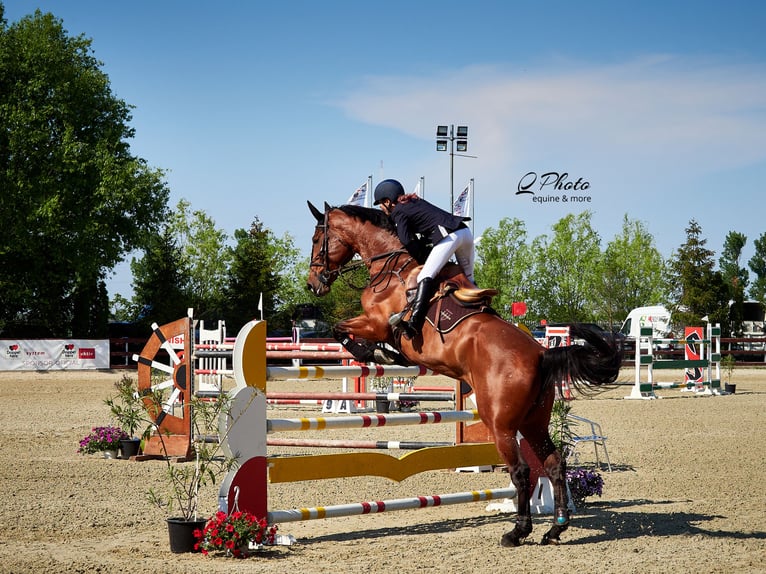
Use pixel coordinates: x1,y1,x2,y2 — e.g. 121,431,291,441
0,367,764,574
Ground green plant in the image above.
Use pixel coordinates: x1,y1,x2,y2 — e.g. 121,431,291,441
566,468,604,506
548,399,574,453
77,426,128,454
194,510,278,557
104,374,151,439
146,393,237,521
722,354,735,385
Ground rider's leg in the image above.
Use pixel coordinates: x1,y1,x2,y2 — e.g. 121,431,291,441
451,227,476,284
400,276,436,339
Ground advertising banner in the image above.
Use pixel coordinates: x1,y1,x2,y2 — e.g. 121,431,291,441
0,339,110,371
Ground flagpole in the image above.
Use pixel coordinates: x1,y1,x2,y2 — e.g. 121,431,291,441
469,178,474,234
367,175,373,208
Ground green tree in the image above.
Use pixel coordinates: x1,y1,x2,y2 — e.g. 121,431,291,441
474,218,532,320
129,226,191,328
667,220,730,332
167,199,231,321
0,8,168,336
529,212,602,322
222,218,284,334
748,232,766,304
597,215,668,328
719,231,748,335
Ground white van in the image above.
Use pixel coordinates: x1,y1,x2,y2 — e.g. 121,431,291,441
619,305,672,341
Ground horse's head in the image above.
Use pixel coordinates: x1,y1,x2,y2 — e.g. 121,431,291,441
306,201,356,296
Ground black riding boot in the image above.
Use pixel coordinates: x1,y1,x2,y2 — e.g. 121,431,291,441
400,277,436,339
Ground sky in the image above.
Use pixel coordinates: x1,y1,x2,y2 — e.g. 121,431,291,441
5,1,766,300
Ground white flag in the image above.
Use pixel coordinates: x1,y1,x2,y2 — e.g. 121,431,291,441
453,186,470,217
411,180,421,197
257,292,263,320
347,182,367,206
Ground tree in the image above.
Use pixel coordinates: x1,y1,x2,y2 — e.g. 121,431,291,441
222,218,285,334
129,226,191,328
596,215,668,328
528,212,602,322
166,199,231,321
719,231,748,335
748,232,766,304
474,218,532,320
0,8,169,336
667,220,730,333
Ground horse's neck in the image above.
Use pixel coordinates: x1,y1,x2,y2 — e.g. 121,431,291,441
342,221,403,263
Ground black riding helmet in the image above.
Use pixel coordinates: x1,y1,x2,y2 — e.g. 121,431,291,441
373,179,405,205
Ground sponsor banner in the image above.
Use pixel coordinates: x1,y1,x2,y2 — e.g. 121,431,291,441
0,339,110,371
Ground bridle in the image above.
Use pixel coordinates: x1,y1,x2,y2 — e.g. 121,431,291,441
310,207,415,290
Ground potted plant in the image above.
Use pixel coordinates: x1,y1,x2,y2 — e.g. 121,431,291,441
565,467,604,507
194,510,278,557
548,400,604,507
146,392,239,553
104,374,150,459
77,425,128,458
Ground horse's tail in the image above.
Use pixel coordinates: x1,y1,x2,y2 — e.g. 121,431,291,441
539,324,624,398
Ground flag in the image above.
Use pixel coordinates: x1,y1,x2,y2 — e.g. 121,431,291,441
257,292,263,320
453,186,470,217
411,180,422,197
347,182,367,206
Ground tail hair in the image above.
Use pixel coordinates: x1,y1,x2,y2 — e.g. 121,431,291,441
540,324,623,398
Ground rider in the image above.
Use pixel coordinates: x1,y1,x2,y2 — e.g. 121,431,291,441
373,179,475,339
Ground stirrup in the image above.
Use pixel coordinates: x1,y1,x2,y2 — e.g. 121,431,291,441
388,310,407,327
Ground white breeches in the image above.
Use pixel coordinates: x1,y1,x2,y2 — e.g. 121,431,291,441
417,226,475,284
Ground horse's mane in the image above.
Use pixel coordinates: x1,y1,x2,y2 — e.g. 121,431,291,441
335,204,397,235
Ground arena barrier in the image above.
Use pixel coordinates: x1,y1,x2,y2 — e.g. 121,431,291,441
627,323,722,399
215,319,556,530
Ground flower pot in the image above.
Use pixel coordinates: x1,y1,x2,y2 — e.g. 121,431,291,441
166,517,208,553
725,383,736,394
102,449,119,459
119,438,141,459
375,398,390,413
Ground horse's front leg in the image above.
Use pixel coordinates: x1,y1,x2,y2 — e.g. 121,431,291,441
333,315,390,363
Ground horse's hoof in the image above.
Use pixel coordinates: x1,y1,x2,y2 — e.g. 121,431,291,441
540,533,561,546
373,349,395,365
500,533,521,547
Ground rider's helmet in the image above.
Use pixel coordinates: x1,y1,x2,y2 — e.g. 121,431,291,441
373,179,405,205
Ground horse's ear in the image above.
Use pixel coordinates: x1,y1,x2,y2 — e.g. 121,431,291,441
307,201,323,222
324,201,332,212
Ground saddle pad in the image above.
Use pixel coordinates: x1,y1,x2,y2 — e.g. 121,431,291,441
425,294,495,334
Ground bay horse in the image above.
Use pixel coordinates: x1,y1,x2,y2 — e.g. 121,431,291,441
306,201,622,546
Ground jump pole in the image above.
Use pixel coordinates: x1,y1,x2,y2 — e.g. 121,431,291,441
217,320,552,528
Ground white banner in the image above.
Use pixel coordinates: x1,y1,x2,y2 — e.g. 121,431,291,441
0,339,110,371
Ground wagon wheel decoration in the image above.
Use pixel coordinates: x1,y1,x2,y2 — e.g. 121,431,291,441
132,316,193,458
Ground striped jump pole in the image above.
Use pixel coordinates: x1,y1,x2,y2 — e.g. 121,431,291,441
267,487,518,524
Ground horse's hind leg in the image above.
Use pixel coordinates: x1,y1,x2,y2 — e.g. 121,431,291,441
539,448,570,545
522,425,570,545
493,431,533,547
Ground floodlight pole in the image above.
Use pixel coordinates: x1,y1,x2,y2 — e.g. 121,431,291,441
436,124,468,211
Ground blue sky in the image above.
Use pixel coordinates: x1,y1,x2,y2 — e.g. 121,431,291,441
5,1,766,299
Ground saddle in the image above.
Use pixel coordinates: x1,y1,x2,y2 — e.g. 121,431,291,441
404,264,499,335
